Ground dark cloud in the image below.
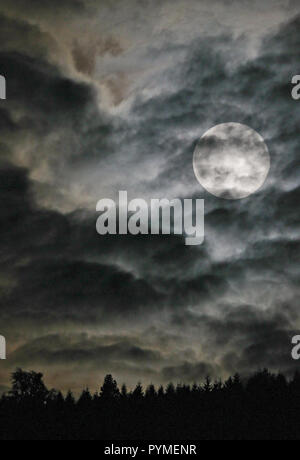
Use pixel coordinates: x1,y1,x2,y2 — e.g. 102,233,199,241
0,14,53,60
3,259,163,324
0,51,95,126
9,334,162,368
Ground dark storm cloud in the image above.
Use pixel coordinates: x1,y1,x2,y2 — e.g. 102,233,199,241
0,167,167,326
222,328,299,377
0,165,203,329
171,302,299,377
0,14,52,60
0,166,68,263
0,51,96,130
3,258,163,323
0,11,114,182
8,334,162,368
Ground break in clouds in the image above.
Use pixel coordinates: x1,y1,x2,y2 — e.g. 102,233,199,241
0,0,300,393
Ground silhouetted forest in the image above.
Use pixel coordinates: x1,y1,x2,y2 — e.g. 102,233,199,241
1,368,300,440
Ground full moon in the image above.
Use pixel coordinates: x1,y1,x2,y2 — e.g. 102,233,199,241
193,123,270,200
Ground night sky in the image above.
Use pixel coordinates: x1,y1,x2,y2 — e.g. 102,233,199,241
0,0,299,395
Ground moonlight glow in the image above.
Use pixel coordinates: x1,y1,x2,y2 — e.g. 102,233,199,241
193,123,271,200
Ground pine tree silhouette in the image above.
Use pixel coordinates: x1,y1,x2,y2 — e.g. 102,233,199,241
78,388,92,407
121,384,128,399
100,374,120,400
132,382,143,400
166,382,175,398
145,384,156,399
65,390,76,407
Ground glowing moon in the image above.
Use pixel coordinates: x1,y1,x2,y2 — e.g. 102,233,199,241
193,123,270,200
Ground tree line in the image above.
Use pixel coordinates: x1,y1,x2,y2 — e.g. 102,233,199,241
0,368,300,440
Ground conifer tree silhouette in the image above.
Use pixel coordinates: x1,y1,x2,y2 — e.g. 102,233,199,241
132,382,143,400
166,382,175,398
203,376,212,393
145,384,156,399
78,388,92,408
65,390,75,407
100,375,120,400
157,385,165,398
121,384,128,399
